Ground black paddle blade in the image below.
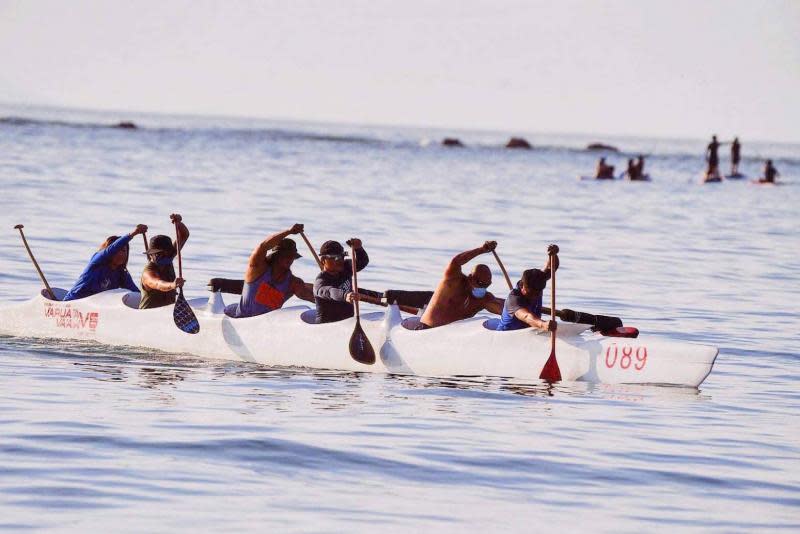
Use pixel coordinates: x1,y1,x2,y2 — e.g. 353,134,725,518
349,320,375,365
174,289,200,334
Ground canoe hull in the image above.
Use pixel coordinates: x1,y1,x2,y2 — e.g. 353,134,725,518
0,289,718,387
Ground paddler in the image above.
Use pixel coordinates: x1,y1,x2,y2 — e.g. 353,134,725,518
225,223,314,318
761,160,779,183
595,157,615,179
417,241,504,330
706,135,721,175
496,245,560,332
633,155,646,179
62,224,148,301
731,137,741,175
314,238,369,323
139,214,190,310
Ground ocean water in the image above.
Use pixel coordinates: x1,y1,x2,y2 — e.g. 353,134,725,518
0,104,798,532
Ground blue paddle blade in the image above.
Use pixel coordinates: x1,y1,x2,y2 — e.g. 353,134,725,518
174,289,200,334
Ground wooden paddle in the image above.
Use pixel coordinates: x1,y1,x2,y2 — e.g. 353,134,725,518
539,247,562,382
492,249,514,291
300,231,323,269
348,242,376,364
14,224,56,300
172,219,199,334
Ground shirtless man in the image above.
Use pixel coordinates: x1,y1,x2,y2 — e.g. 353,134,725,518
418,241,504,329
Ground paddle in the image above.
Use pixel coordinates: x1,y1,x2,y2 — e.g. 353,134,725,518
172,219,199,334
491,250,514,291
14,224,56,300
539,246,562,382
300,231,323,269
348,241,376,365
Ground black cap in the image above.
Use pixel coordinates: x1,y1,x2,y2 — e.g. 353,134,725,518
143,235,175,255
521,268,549,291
268,238,301,260
319,240,346,257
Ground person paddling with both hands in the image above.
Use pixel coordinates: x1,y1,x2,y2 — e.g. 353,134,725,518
496,244,560,332
417,241,504,330
139,214,190,310
314,238,371,324
225,223,314,318
62,224,149,301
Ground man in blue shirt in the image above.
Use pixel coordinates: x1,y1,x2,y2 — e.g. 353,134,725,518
496,245,559,332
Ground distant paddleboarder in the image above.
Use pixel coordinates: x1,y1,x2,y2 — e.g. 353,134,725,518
706,135,721,176
730,137,741,175
595,157,615,179
760,160,779,183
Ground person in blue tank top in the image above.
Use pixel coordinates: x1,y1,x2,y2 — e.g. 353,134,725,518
497,245,560,332
225,223,314,318
62,224,148,301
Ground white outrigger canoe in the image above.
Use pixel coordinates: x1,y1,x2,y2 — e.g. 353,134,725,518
0,288,718,387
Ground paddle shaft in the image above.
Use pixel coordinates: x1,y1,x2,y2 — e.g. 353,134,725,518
174,222,183,279
350,243,361,319
492,250,513,291
550,253,556,354
300,232,323,269
142,233,149,254
14,225,56,300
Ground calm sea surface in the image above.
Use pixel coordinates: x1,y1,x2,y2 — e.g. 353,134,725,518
0,104,798,532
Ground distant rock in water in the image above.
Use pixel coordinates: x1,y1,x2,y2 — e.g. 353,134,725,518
586,142,618,152
506,137,532,149
442,137,464,147
115,121,137,129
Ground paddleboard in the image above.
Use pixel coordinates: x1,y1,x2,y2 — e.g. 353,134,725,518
725,173,746,180
578,175,615,181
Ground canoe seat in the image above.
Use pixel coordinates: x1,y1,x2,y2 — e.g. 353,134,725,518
300,310,318,325
401,317,421,330
122,292,141,309
482,318,500,330
41,288,67,301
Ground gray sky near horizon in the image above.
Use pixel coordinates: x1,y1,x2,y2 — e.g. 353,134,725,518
1,0,799,142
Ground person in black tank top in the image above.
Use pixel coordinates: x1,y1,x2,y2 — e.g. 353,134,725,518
139,214,190,310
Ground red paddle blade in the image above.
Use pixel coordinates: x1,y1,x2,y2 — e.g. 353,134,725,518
539,349,562,382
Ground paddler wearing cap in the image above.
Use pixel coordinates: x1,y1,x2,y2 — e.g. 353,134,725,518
62,223,149,301
314,237,369,323
139,214,190,310
225,223,314,318
496,245,560,332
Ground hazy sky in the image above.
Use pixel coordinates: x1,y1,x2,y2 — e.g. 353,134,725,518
1,0,799,141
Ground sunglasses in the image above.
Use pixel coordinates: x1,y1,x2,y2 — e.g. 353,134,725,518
321,254,347,262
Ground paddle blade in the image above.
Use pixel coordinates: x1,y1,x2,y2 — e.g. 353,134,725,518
174,289,200,334
349,320,375,365
539,348,562,382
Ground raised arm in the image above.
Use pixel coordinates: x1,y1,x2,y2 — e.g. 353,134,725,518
245,223,304,282
444,241,497,278
170,214,190,252
89,224,147,267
